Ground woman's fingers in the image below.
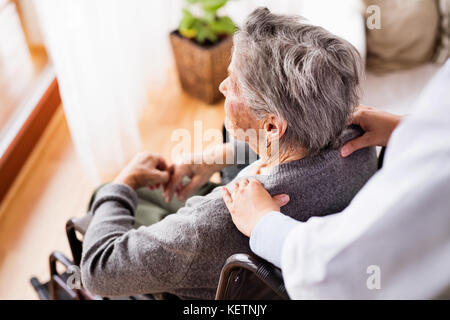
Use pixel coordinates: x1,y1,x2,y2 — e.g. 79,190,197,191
164,168,185,202
148,184,161,190
177,175,203,201
154,155,168,171
148,169,170,185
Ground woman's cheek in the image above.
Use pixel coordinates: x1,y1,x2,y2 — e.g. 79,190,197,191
228,98,240,113
224,100,242,139
225,100,238,124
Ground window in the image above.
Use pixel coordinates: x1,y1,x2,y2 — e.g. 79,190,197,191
0,0,50,149
0,0,59,202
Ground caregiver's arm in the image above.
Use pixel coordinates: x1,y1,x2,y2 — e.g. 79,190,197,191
223,134,450,298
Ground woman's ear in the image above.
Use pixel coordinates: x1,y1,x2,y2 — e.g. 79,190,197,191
263,115,287,142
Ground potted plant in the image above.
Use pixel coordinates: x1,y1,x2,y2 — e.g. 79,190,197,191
170,0,237,104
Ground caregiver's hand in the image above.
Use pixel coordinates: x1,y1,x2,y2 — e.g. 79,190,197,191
222,178,290,237
341,105,403,157
114,152,170,190
163,143,234,202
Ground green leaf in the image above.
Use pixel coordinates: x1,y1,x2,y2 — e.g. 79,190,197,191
205,29,218,43
195,23,218,43
179,0,237,44
179,8,196,30
204,10,216,23
209,16,237,35
201,0,228,13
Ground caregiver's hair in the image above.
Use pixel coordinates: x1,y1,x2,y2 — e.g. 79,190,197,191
232,7,363,155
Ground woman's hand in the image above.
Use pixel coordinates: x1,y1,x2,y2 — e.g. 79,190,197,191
113,152,170,190
341,105,403,157
221,178,290,237
163,156,218,203
163,143,234,202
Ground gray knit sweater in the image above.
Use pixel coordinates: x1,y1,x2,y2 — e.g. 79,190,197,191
81,127,378,300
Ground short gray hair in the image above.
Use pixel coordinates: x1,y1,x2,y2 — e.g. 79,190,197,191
232,7,363,155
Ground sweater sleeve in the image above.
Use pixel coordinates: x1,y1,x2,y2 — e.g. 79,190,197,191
80,183,200,297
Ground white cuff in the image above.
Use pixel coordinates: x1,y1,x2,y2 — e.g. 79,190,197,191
249,211,300,268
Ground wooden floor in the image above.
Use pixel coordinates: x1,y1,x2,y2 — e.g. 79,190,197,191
0,69,225,299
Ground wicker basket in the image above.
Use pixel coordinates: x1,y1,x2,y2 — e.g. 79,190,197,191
170,31,233,104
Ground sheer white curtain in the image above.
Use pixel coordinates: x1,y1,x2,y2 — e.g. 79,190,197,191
36,0,180,183
34,0,364,183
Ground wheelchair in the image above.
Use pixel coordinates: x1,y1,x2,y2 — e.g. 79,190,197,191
30,127,385,300
30,234,288,300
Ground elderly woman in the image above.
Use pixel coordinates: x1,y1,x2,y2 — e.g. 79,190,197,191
81,8,377,299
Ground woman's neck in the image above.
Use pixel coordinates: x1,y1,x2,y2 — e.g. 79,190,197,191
259,148,307,173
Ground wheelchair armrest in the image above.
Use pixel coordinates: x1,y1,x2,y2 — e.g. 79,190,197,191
216,253,289,300
69,214,93,235
48,251,78,300
66,214,93,265
49,251,99,300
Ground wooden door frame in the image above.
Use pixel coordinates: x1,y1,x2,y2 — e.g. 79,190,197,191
0,76,61,204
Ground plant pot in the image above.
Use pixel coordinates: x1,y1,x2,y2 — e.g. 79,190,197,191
170,31,233,104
